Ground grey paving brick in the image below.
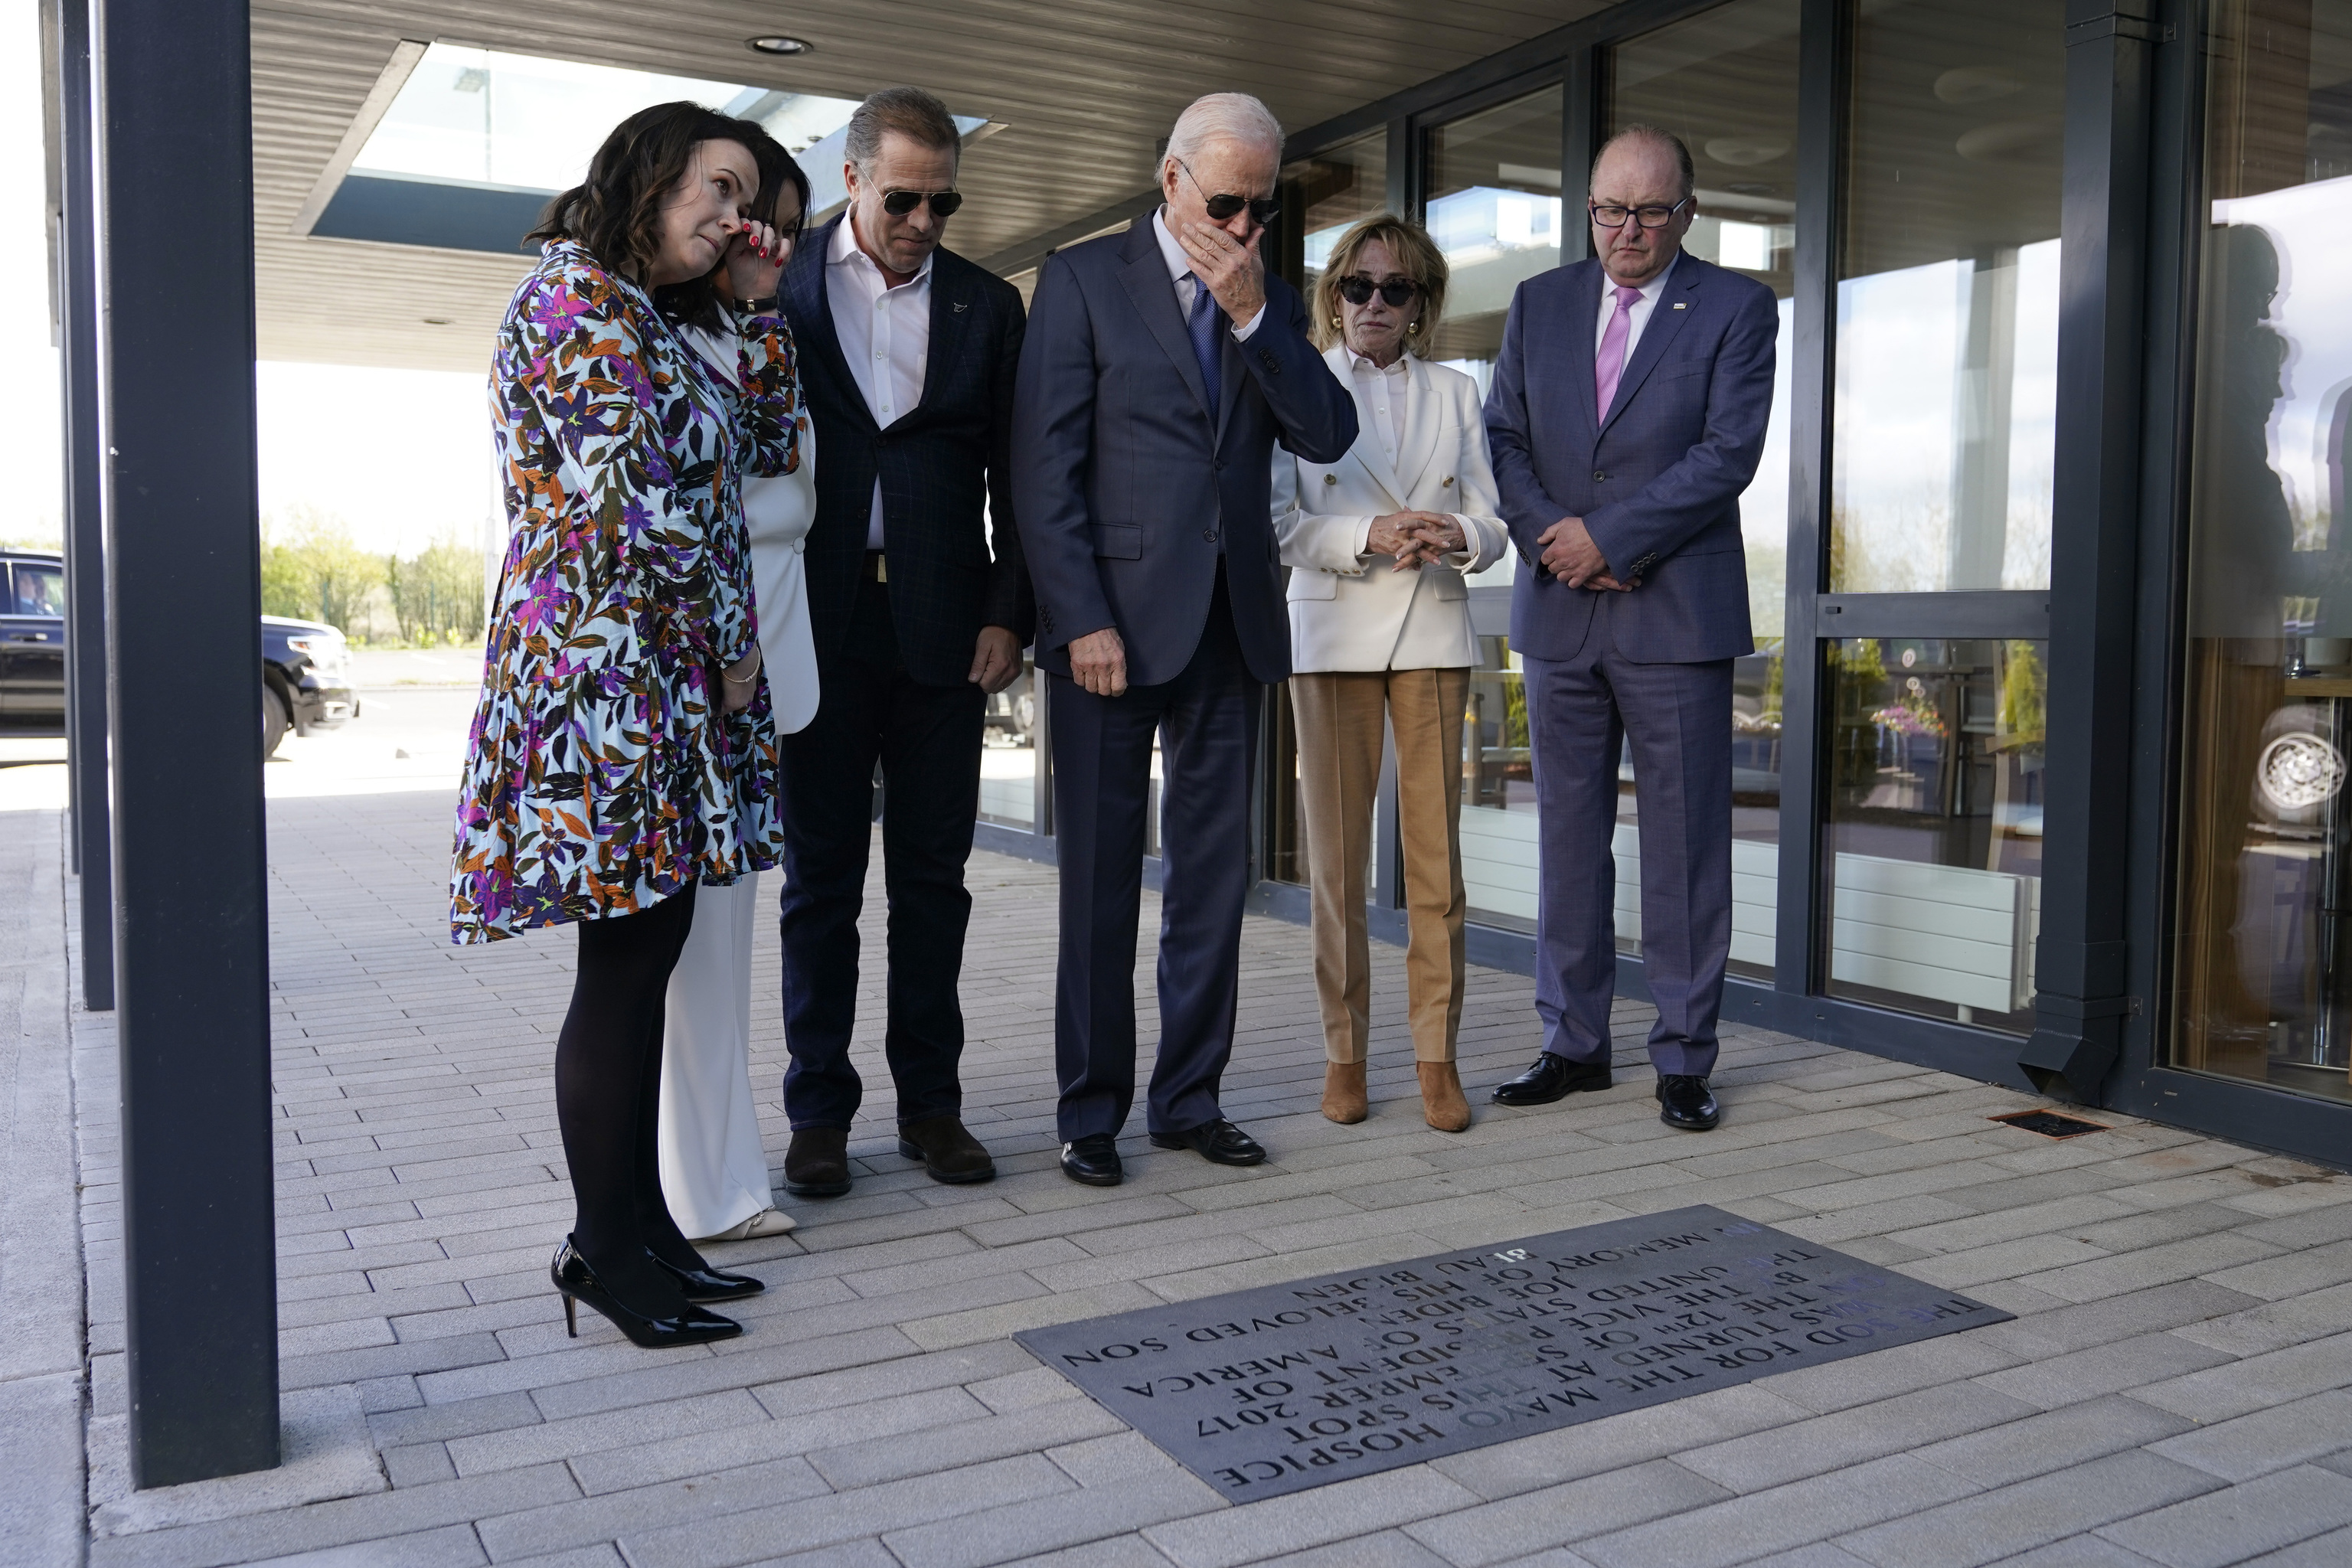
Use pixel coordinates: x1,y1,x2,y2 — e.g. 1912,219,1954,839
1977,1539,2166,1567
808,1395,1129,1490
1970,1331,2239,1411
449,1389,766,1477
384,1443,460,1487
2011,1233,2286,1305
1573,1453,1981,1568
1969,1282,2261,1363
883,1469,1223,1568
2147,1388,2352,1481
619,1454,1074,1568
2133,1331,2352,1423
1753,1328,2024,1415
1402,1458,1731,1565
1429,1384,1811,1501
242,1522,487,1567
1145,1467,1481,1568
2239,1522,2352,1566
2096,1465,2352,1567
2171,1282,2352,1358
1673,1382,2037,1493
1911,1394,2194,1488
1834,1450,2223,1568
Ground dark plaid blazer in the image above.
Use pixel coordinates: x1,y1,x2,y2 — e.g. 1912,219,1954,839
780,217,1033,686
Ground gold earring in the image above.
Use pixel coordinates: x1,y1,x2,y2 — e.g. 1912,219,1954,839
1331,315,1343,332
1408,319,1422,335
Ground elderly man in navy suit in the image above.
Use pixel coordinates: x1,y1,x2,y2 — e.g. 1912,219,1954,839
1482,124,1778,1134
1015,93,1357,1185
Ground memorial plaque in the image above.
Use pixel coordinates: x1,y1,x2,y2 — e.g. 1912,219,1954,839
1016,1204,2011,1500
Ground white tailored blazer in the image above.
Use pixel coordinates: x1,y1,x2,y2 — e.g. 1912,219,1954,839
686,324,820,733
1271,345,1509,672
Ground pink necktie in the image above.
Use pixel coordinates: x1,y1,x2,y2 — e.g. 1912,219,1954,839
1595,284,1642,419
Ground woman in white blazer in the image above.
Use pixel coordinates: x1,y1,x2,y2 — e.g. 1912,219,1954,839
656,147,821,1243
1272,214,1508,1133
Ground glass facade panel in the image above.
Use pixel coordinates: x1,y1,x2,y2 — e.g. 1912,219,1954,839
2172,0,2352,1106
978,662,1040,828
1830,0,2064,593
1821,638,2046,1031
1282,131,1390,309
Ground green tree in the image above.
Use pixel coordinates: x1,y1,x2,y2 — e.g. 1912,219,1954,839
259,505,382,632
387,534,492,645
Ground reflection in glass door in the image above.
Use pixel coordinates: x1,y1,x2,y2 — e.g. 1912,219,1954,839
2173,0,2352,1106
1601,0,1802,978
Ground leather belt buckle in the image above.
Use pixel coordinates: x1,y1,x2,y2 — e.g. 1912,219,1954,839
865,551,887,583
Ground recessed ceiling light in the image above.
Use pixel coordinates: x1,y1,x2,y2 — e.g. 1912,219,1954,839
422,317,452,325
746,35,812,56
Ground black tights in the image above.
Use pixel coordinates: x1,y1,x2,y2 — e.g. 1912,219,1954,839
555,883,705,1314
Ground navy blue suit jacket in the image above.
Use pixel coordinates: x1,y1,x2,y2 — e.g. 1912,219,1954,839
781,217,1032,686
1012,217,1358,688
1485,252,1778,665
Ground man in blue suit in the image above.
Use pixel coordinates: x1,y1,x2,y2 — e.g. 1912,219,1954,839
1014,93,1357,1185
1482,125,1778,1133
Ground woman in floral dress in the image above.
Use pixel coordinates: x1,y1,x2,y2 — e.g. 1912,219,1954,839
451,101,800,1349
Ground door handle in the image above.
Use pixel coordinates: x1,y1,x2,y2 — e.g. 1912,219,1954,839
6,633,49,643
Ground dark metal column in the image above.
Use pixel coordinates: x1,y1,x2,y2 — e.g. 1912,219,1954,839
57,0,112,1011
94,0,279,1485
1772,0,1847,999
2020,0,2162,1102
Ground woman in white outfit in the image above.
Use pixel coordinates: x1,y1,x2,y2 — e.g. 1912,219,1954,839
658,139,819,1242
1271,214,1509,1133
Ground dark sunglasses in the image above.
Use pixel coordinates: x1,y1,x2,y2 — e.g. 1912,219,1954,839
1177,159,1280,227
881,188,963,218
1337,275,1420,307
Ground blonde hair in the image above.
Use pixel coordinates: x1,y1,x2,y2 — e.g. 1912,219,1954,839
1310,214,1449,353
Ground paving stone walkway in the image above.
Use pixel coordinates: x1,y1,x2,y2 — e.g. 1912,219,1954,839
35,789,2352,1567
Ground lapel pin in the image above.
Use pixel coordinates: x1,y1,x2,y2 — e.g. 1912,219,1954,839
1672,302,1688,309
954,300,970,312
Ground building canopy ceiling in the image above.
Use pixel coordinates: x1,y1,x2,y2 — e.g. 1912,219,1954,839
251,0,1609,371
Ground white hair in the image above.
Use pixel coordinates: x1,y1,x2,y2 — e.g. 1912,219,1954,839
1164,93,1284,173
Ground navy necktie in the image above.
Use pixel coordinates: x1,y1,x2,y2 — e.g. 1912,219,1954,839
1185,274,1223,419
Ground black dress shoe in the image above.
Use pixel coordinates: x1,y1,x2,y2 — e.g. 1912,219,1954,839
550,1240,742,1348
1148,1119,1266,1166
648,1249,764,1303
1656,1074,1722,1131
783,1127,851,1197
897,1114,997,1184
1061,1133,1123,1186
1491,1052,1612,1106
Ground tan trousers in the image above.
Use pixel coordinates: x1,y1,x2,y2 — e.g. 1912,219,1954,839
1291,668,1472,1063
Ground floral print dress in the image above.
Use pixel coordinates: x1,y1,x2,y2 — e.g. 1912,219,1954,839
451,240,801,942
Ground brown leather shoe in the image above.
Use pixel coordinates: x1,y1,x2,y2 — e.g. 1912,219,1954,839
1418,1061,1472,1133
1321,1060,1368,1124
782,1127,851,1197
897,1114,997,1184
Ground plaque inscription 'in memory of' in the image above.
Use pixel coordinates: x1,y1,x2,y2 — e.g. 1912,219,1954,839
1016,1204,2013,1501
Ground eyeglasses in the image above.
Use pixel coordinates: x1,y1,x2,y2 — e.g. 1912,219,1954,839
881,188,964,218
1176,159,1279,227
1589,198,1691,230
1336,275,1420,308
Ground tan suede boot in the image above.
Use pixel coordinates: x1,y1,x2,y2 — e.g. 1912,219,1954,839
1418,1061,1472,1132
1321,1060,1368,1124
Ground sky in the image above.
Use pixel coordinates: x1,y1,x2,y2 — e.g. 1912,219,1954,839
2,0,498,560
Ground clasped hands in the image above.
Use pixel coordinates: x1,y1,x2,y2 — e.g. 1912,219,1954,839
1366,511,1467,572
1538,516,1637,592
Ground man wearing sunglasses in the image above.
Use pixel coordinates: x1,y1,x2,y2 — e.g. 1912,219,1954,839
1482,124,1779,1136
771,87,1032,1200
1014,93,1357,1187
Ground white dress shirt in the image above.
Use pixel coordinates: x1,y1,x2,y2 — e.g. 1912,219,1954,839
1595,250,1681,362
1347,349,1410,455
827,214,933,550
1151,207,1263,341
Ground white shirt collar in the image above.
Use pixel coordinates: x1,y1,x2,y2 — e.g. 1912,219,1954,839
1602,248,1680,302
1345,348,1411,377
1151,207,1194,285
828,212,933,289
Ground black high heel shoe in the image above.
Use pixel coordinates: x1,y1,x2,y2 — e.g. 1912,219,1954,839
550,1239,742,1348
649,1248,766,1303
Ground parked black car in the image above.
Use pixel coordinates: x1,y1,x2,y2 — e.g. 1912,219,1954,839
2,547,358,756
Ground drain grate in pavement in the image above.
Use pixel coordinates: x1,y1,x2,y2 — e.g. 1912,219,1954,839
1016,1204,2011,1501
1989,1109,2111,1139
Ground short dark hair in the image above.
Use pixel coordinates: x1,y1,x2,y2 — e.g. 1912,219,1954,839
1593,122,1696,201
528,100,761,286
845,86,959,176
